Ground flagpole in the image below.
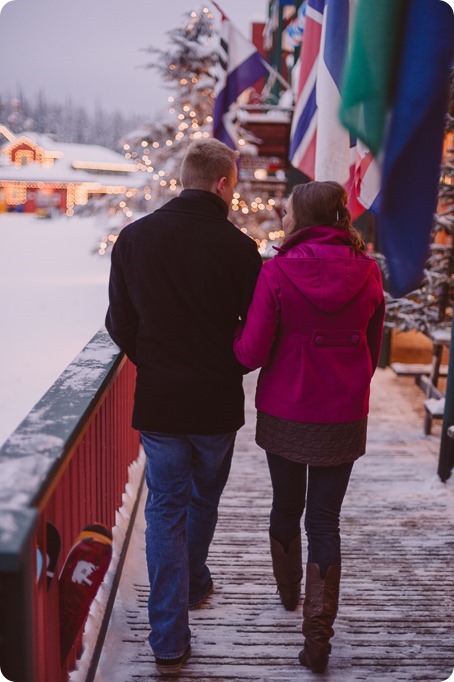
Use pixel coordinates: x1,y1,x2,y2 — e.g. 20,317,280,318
210,0,228,21
437,314,454,481
271,1,284,101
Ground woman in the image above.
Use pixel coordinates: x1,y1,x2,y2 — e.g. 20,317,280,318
234,181,385,674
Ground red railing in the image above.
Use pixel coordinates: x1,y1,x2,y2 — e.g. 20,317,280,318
0,331,141,682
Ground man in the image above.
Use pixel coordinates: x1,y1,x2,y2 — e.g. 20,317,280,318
105,139,262,674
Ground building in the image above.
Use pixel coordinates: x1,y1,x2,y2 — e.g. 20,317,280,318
0,125,139,215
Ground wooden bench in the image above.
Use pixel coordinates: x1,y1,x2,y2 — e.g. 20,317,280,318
390,362,448,378
390,328,451,435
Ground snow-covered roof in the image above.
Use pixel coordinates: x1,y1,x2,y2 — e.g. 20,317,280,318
0,126,140,187
0,162,140,188
237,108,292,124
22,132,136,168
20,131,61,151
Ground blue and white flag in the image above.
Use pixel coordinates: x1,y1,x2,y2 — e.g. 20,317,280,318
213,6,269,150
284,2,307,50
289,0,380,219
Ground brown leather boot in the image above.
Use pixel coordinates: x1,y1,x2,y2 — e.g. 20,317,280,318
269,532,302,611
298,562,341,674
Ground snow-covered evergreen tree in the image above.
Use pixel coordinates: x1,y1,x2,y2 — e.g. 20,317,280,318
95,5,286,257
120,6,218,206
382,109,454,336
0,91,143,150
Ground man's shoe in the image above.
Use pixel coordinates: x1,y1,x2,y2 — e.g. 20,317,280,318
155,644,191,675
188,579,214,610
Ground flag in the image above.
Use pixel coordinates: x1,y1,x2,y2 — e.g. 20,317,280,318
339,1,406,156
288,0,324,178
288,0,379,218
284,2,307,50
314,0,351,183
340,0,454,297
213,5,270,150
263,1,278,50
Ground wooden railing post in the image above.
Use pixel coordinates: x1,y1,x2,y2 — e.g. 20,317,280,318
0,509,37,682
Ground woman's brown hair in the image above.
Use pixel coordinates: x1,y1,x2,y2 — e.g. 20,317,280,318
285,180,366,252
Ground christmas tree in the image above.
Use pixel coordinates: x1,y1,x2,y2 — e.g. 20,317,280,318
381,110,454,337
94,5,286,258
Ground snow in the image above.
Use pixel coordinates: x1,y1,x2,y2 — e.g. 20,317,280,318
0,162,140,187
430,327,452,345
0,131,139,186
424,396,445,416
237,108,292,124
24,134,136,166
58,335,119,394
94,368,454,681
0,212,112,446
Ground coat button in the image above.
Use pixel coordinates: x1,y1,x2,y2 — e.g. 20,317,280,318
351,334,360,344
315,335,324,345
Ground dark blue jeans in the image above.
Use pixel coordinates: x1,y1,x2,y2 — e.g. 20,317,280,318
266,453,353,578
141,431,235,659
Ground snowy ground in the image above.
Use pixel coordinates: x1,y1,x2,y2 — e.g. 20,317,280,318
0,212,114,446
97,369,454,682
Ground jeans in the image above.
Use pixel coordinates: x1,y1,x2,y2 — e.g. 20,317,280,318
266,453,353,578
141,431,236,659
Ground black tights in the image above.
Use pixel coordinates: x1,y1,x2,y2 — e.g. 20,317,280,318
266,453,353,578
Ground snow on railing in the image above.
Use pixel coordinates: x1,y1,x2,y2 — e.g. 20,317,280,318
0,330,142,682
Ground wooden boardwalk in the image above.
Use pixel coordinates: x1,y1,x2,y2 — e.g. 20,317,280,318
97,369,454,682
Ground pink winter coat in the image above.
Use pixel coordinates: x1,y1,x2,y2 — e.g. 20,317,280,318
234,225,385,424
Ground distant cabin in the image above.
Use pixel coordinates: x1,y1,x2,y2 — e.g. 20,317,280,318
0,125,139,215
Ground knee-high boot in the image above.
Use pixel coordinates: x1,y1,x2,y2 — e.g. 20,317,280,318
298,562,341,673
269,532,302,611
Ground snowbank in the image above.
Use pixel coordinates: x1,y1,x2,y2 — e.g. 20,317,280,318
0,212,112,446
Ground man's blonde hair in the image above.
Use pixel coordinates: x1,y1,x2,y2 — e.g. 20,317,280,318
180,139,239,190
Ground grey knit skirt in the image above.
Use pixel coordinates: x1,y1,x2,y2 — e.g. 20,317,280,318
256,410,368,466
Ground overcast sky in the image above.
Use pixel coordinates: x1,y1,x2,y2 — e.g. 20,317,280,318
0,0,268,119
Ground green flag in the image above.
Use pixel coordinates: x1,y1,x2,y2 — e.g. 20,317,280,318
339,0,406,155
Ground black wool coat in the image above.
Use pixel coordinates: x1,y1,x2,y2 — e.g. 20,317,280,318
105,189,262,434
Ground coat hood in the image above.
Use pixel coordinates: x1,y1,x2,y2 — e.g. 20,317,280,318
274,225,377,313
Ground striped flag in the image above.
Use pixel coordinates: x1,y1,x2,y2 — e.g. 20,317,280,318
288,0,324,178
212,5,269,150
289,0,380,218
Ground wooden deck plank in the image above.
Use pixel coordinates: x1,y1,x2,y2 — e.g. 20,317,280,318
96,369,454,682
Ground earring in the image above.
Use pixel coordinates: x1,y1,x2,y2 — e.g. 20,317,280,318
336,210,339,221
